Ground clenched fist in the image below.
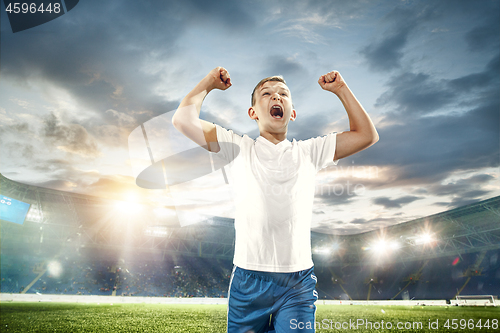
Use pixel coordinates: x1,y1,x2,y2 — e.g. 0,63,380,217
318,71,346,95
207,67,232,91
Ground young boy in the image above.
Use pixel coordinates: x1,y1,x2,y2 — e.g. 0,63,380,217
172,67,378,332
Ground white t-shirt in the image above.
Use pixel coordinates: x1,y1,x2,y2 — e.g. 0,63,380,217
215,124,337,273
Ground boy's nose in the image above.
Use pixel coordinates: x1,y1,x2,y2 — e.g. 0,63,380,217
272,94,280,100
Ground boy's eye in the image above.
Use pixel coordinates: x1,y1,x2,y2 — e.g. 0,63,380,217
263,92,269,96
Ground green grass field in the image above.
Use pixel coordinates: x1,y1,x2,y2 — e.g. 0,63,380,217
1,302,499,332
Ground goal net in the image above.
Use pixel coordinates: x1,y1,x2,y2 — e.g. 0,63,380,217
456,295,497,306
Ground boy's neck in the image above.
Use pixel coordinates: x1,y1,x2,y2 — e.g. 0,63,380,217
259,131,288,145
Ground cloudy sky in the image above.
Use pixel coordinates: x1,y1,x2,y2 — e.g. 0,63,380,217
1,0,498,234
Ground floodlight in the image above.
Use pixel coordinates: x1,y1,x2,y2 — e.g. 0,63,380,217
371,238,399,256
390,241,400,250
144,226,169,238
313,247,331,255
372,239,387,254
26,207,42,223
313,242,340,255
415,233,433,244
47,261,62,278
114,200,143,214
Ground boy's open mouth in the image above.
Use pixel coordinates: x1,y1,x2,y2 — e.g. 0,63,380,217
270,105,283,119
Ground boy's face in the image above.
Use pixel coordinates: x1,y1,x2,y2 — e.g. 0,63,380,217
248,81,296,134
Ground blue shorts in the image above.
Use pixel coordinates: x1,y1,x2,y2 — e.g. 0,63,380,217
227,266,318,333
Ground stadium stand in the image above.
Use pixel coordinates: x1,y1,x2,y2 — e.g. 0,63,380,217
313,250,499,301
1,173,499,301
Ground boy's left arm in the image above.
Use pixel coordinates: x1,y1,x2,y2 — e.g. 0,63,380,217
318,71,379,160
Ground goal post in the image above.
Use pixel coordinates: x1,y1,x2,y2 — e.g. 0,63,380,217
455,295,497,306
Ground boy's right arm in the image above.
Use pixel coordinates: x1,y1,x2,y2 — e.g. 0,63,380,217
172,67,231,152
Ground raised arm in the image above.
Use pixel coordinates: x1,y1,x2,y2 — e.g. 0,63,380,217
318,71,379,160
172,67,231,152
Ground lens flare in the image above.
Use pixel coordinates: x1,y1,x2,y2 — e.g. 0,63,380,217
47,261,62,278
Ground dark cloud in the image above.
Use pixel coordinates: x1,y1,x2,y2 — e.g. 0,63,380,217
372,195,422,209
464,174,496,184
361,0,499,72
0,120,39,163
445,190,492,209
350,218,368,225
313,215,402,235
181,0,255,32
312,220,351,234
6,122,30,133
428,174,495,197
361,104,499,184
314,227,352,235
411,188,428,195
314,179,360,205
361,52,500,187
426,174,495,209
0,0,253,129
274,0,378,19
288,110,333,141
465,23,500,52
262,56,307,79
360,4,438,71
0,122,32,157
376,52,499,114
361,28,411,72
1,141,35,160
0,118,31,137
375,72,456,114
360,216,402,228
448,54,500,93
42,113,101,158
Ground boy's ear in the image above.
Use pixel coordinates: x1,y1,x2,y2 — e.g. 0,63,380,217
248,107,258,120
290,109,297,121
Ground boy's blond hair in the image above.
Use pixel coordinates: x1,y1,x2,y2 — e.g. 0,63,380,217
251,76,286,106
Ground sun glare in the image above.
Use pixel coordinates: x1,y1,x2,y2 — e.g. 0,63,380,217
47,261,63,278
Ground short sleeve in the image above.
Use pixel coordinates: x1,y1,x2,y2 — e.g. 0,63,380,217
214,124,243,163
299,132,338,171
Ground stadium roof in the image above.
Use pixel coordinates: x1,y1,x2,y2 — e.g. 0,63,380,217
1,173,499,264
311,195,500,265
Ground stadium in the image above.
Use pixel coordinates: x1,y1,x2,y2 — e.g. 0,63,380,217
1,172,499,332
